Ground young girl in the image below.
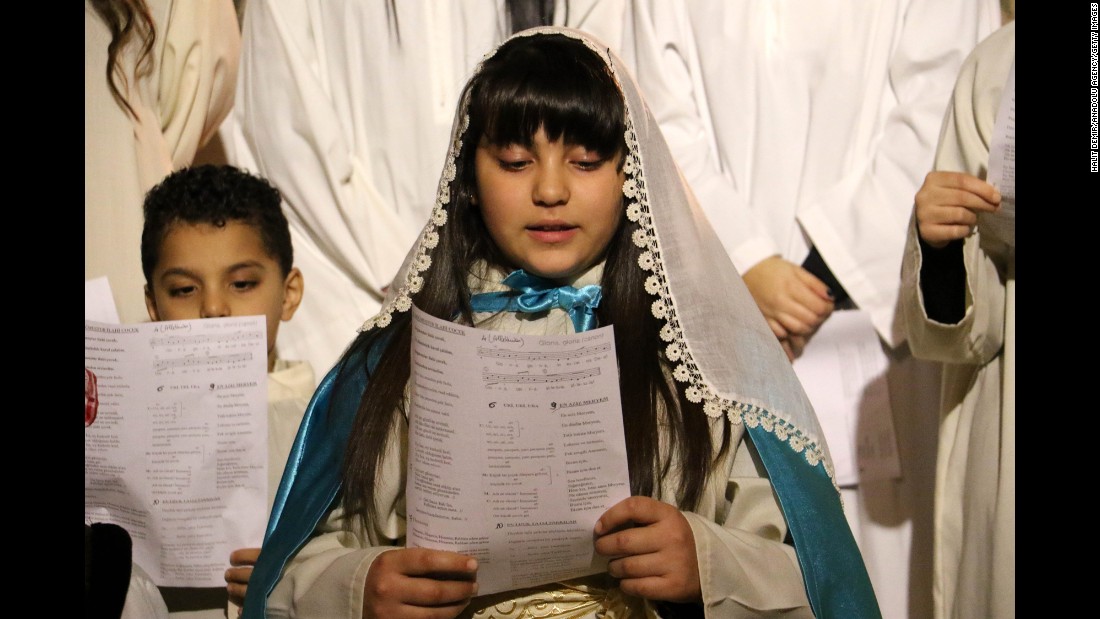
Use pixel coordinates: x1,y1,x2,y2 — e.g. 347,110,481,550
243,28,878,619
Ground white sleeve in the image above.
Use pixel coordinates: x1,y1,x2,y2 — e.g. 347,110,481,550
266,506,392,619
230,0,418,300
686,439,814,618
797,0,999,346
156,0,241,168
901,23,1012,366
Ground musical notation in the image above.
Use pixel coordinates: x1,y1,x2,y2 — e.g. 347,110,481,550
150,331,264,348
477,343,611,361
482,367,600,386
154,352,253,373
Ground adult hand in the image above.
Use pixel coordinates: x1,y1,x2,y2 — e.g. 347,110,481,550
226,547,260,610
363,548,479,619
914,171,1001,249
742,256,834,359
593,496,701,604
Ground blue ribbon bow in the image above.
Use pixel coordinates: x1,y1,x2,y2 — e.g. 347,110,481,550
469,269,602,333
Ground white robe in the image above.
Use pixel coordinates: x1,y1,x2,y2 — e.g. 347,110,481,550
85,0,240,325
618,2,1001,617
900,21,1015,619
221,1,514,377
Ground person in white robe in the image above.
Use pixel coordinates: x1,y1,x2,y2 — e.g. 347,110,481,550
612,2,1002,617
900,19,1015,619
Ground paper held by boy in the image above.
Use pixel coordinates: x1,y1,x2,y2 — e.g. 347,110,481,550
407,305,631,595
84,316,270,588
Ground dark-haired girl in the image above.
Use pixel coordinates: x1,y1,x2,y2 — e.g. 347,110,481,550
243,28,879,619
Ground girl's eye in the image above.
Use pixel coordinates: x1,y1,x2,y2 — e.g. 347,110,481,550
168,285,197,298
231,280,259,291
497,158,530,171
573,158,606,171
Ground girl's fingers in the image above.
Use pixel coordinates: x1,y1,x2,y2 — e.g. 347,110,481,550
225,566,253,585
227,582,247,606
607,552,667,580
366,548,479,612
594,523,663,558
383,548,479,579
595,496,669,533
398,576,479,608
229,547,261,566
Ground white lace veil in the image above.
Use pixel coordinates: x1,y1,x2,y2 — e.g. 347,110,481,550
363,26,835,482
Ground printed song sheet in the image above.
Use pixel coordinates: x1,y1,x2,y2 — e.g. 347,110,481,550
84,317,268,587
407,306,631,595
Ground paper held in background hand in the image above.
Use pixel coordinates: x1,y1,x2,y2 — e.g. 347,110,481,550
407,305,631,595
84,317,269,587
981,59,1015,247
792,310,901,486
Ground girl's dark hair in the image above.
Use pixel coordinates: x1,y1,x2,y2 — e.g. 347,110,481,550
90,0,157,119
339,33,730,533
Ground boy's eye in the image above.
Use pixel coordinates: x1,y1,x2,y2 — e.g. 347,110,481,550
231,280,259,291
168,285,197,298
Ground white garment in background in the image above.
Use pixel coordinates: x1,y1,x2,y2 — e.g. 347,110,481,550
220,0,722,380
629,2,1001,617
901,21,1015,619
85,0,240,325
221,0,513,377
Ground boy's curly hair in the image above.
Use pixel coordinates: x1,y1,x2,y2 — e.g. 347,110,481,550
141,165,293,286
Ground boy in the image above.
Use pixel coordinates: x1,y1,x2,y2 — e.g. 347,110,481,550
141,164,314,618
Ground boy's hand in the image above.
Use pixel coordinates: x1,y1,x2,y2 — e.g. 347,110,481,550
915,171,1001,249
363,548,479,619
226,547,261,609
593,496,701,604
742,256,834,360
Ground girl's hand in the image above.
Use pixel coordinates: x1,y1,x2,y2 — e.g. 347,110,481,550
593,496,701,604
225,547,260,610
363,548,479,619
742,256,834,360
915,171,1001,249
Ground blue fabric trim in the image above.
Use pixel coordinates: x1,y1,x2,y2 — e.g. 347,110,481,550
242,331,389,619
746,425,881,619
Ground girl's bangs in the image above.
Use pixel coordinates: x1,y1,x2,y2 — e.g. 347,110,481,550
470,35,625,157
